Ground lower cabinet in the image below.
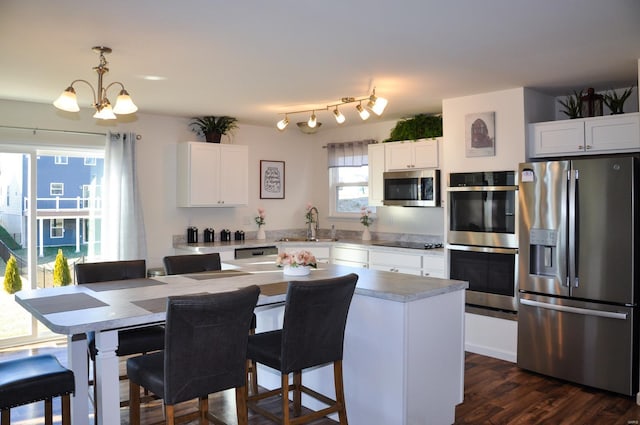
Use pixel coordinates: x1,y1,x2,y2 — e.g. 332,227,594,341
369,249,422,276
422,254,446,278
331,245,369,268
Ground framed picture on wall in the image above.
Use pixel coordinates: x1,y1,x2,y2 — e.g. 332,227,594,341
465,111,496,157
260,160,285,199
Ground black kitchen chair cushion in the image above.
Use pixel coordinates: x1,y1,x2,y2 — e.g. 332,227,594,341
127,285,260,424
162,253,222,275
0,354,74,420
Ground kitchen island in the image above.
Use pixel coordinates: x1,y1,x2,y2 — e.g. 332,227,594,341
15,260,466,425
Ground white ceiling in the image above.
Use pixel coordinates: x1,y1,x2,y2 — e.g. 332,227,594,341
1,1,639,130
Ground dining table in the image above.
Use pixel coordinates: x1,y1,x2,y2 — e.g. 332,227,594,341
14,258,468,425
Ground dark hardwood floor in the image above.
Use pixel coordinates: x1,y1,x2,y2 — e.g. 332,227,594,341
2,342,640,424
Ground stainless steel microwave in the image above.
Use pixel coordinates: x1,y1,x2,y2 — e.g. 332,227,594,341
383,169,440,207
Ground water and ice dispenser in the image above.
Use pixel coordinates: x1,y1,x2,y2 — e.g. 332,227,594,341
529,228,558,276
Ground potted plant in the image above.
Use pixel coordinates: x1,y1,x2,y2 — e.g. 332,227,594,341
558,90,583,119
603,87,635,114
384,114,442,142
189,116,238,143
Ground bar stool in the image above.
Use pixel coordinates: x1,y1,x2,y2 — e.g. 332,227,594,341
127,285,260,425
246,273,358,425
163,252,260,394
0,354,75,425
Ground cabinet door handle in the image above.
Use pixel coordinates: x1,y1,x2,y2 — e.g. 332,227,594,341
585,145,592,150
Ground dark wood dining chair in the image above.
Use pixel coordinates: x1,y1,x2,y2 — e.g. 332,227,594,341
246,273,358,425
75,259,165,410
127,285,260,425
0,354,75,425
163,252,260,394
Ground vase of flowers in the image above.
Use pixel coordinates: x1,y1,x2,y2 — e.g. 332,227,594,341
360,207,373,241
255,207,266,240
276,250,317,276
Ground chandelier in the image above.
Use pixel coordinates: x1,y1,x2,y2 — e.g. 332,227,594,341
276,88,388,131
53,46,138,120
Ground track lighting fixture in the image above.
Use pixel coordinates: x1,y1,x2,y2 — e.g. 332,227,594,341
356,102,370,121
276,87,387,131
308,111,317,128
277,115,289,131
53,46,138,120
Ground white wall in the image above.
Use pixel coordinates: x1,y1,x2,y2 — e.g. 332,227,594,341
0,99,446,269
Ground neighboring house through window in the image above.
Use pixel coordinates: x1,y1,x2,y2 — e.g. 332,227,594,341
84,156,96,166
54,155,68,165
50,182,64,196
50,218,64,238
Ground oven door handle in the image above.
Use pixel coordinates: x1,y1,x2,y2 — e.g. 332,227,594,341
446,244,518,255
446,185,519,192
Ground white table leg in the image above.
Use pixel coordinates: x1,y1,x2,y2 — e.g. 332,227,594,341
94,330,120,425
68,334,90,425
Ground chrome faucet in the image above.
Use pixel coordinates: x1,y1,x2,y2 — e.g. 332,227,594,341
307,206,319,240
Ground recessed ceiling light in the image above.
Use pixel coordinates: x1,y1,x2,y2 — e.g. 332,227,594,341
141,75,167,81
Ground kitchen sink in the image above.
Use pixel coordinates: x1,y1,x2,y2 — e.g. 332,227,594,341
277,237,338,242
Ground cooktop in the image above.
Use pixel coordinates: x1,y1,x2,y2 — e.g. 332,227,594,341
371,241,444,250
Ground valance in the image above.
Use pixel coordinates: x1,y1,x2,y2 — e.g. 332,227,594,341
326,139,376,168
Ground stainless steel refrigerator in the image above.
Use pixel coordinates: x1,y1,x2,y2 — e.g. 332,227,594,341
517,156,638,396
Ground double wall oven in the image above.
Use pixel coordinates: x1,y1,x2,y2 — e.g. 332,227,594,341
447,171,519,313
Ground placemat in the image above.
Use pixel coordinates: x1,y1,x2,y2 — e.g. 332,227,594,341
132,292,209,313
26,293,109,315
184,270,251,280
258,282,289,296
84,278,167,292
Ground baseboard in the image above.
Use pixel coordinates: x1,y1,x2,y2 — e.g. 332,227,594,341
464,342,517,363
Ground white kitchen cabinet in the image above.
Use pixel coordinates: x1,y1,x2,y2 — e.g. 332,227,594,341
368,143,385,207
331,245,368,268
529,113,640,157
422,254,445,278
177,142,248,207
279,244,331,264
385,139,439,170
369,248,423,276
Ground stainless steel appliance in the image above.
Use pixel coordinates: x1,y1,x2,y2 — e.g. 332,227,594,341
383,169,440,207
517,157,638,395
447,171,519,313
234,245,278,259
371,241,444,250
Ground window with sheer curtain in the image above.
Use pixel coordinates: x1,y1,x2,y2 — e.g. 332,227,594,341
327,140,376,217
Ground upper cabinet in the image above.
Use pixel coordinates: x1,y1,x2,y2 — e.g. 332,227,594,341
385,139,439,170
177,142,248,207
529,113,640,158
368,143,385,207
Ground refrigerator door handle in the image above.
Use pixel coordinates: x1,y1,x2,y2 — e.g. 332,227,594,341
520,298,628,320
567,169,578,288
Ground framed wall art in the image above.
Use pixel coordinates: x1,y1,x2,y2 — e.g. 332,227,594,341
260,160,285,199
465,111,496,157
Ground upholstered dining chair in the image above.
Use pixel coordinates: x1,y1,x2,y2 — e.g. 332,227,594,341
127,285,260,425
75,259,165,409
163,252,260,394
0,354,75,425
246,273,358,425
162,252,222,275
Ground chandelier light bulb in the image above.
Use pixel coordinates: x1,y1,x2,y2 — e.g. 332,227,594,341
308,111,317,128
112,89,138,115
356,103,370,120
53,86,80,112
277,116,289,131
93,101,117,120
333,107,346,124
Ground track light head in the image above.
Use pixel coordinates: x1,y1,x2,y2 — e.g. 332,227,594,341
308,111,317,128
356,103,370,120
277,116,289,131
333,107,346,124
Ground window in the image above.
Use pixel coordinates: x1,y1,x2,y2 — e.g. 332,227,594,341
327,140,376,217
84,156,97,166
54,155,68,165
50,182,64,196
50,218,64,238
330,166,371,216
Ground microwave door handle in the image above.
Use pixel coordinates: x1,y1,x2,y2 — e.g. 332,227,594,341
567,169,577,288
